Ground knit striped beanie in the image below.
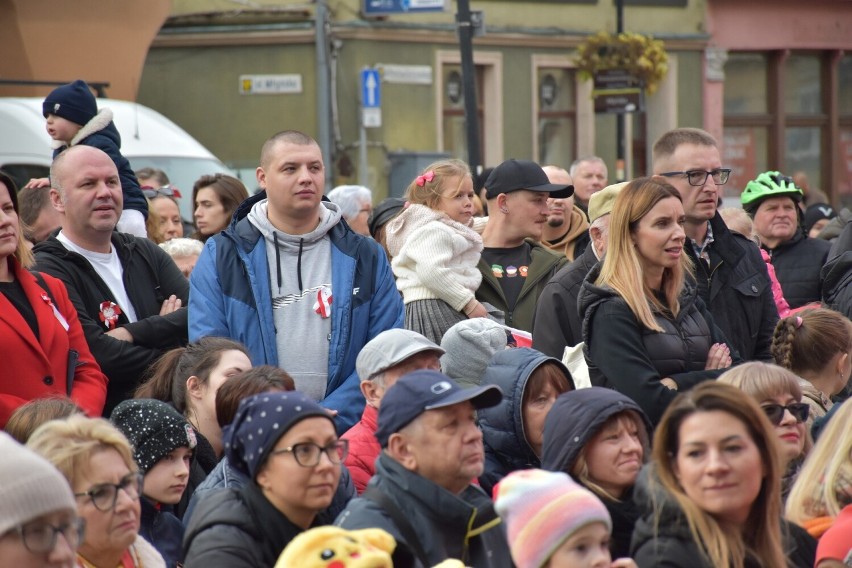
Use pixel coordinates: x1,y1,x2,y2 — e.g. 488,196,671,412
493,469,612,568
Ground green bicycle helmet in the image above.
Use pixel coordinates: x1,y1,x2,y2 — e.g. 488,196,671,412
741,171,803,214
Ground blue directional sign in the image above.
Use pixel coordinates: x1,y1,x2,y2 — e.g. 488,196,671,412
364,0,446,15
361,68,381,108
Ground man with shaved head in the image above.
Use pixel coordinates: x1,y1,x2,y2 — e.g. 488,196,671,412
33,145,189,414
189,130,403,434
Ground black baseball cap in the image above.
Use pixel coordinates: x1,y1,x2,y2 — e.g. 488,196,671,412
375,370,503,447
484,159,574,200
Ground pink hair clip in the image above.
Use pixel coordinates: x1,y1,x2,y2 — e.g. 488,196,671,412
795,316,803,328
415,171,435,187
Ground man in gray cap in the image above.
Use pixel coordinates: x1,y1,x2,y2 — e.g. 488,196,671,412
336,370,511,568
341,328,444,493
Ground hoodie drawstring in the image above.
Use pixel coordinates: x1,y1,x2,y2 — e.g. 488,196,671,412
297,238,304,292
273,232,283,290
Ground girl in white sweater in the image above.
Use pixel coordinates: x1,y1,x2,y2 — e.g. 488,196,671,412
386,159,488,343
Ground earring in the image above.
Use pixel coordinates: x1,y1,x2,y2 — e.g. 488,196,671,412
501,207,509,214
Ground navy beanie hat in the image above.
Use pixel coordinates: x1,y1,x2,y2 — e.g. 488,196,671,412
110,399,198,474
42,80,98,126
223,391,332,480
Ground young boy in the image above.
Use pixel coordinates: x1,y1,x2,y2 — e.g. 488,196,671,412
111,399,197,568
36,79,148,237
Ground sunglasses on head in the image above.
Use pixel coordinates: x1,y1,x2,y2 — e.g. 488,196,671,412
142,185,182,199
761,402,809,426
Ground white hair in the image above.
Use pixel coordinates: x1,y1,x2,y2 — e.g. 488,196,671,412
327,185,373,220
159,237,204,258
569,156,607,178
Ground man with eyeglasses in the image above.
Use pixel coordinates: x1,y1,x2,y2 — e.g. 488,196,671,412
653,128,778,361
336,370,513,568
0,432,82,567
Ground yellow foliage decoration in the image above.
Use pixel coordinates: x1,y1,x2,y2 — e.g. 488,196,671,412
575,31,669,94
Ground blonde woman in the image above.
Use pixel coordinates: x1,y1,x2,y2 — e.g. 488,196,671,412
578,177,736,425
719,361,811,499
785,400,852,541
27,414,165,568
633,382,815,568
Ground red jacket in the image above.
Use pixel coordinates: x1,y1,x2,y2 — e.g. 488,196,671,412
341,403,379,494
0,259,107,427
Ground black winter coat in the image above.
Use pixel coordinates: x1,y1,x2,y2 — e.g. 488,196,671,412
183,482,310,568
821,219,852,319
478,348,574,495
763,229,831,309
34,231,189,414
140,498,184,568
579,264,736,426
686,214,777,361
541,387,652,559
630,467,817,568
532,244,599,358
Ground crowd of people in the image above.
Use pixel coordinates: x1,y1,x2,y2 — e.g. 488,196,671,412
1,79,852,568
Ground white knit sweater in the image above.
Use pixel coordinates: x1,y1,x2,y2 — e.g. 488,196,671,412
386,204,484,310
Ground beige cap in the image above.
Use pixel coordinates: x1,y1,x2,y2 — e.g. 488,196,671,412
588,181,629,223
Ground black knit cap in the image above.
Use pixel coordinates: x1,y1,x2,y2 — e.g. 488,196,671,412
42,79,98,127
368,197,406,238
110,399,197,474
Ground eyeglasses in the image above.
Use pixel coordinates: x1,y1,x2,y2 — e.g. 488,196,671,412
142,185,182,199
761,402,809,426
14,518,85,554
659,168,732,187
271,440,349,467
74,472,143,512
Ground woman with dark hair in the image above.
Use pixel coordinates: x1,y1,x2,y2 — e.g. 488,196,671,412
478,347,574,495
579,176,736,425
0,169,107,428
192,174,249,241
541,387,652,559
183,392,347,567
632,381,816,568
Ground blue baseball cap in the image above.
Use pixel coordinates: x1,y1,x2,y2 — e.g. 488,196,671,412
375,370,503,447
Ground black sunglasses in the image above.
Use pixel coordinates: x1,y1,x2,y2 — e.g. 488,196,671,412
761,402,809,426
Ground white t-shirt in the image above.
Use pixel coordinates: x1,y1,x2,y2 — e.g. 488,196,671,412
56,232,139,323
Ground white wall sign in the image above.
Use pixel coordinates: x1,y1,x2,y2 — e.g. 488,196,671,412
239,74,303,95
377,64,433,85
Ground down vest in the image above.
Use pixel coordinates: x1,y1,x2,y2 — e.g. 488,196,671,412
762,229,831,309
478,348,574,495
579,264,736,426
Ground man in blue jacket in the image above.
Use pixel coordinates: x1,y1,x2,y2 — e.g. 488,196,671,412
189,130,403,434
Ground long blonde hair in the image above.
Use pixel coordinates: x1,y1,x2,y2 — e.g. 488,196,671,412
652,382,786,568
785,400,852,523
596,177,692,332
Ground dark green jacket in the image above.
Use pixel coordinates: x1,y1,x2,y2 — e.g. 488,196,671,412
475,239,567,332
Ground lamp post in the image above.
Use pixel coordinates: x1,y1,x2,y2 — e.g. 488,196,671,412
315,0,334,188
615,0,626,181
456,0,481,175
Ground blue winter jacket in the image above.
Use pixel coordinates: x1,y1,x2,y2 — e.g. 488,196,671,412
189,192,404,433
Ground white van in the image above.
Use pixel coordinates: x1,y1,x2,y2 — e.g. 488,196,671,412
0,97,232,221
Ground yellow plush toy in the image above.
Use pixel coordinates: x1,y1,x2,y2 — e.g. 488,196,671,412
274,526,469,568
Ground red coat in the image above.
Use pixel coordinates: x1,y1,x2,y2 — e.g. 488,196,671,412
0,259,107,427
341,403,380,494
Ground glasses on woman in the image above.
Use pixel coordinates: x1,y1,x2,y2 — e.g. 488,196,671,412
761,402,809,426
15,518,85,554
74,472,143,512
271,440,349,467
659,168,732,187
142,185,182,199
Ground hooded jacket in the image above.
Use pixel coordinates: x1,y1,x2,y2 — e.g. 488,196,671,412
532,244,599,358
579,264,735,426
821,219,852,319
630,466,817,568
478,348,575,495
183,482,311,568
541,205,590,262
475,239,567,332
188,192,404,434
335,453,513,568
51,107,147,218
686,213,778,361
762,228,831,309
541,387,652,559
33,231,189,414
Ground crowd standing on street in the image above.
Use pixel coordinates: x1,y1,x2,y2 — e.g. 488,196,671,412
2,81,851,567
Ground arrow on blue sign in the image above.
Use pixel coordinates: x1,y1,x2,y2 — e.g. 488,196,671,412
361,69,381,108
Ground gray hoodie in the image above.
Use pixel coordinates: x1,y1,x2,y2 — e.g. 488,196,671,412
247,200,343,401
